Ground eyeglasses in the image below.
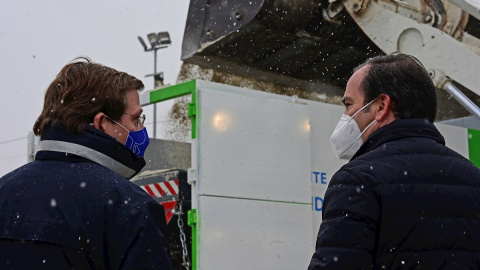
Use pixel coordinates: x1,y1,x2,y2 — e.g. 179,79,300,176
123,112,146,128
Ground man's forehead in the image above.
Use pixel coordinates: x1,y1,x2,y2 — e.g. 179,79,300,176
124,88,142,113
342,87,363,102
343,66,368,103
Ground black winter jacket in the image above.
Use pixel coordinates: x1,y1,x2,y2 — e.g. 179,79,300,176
309,118,480,269
0,125,172,270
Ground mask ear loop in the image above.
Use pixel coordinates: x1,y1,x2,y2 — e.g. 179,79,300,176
357,119,377,139
350,97,378,119
350,97,378,139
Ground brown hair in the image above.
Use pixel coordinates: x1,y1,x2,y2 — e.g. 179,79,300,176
33,57,144,135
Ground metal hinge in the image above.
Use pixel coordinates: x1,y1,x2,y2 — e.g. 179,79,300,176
188,102,196,119
187,168,197,184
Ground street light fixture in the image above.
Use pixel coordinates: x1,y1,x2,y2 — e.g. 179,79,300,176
147,33,158,46
138,31,172,138
138,31,171,52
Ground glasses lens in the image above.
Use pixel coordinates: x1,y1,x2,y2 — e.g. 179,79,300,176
140,114,146,126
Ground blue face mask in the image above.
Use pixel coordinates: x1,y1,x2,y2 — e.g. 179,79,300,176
124,127,150,157
108,117,150,157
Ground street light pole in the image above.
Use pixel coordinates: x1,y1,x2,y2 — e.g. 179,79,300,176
153,48,158,138
138,31,172,139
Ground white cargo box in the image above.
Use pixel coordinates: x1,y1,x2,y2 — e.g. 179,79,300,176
141,80,480,270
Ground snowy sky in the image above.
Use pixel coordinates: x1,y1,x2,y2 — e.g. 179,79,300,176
0,1,190,176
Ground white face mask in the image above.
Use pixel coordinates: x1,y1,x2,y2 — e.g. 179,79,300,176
330,98,377,160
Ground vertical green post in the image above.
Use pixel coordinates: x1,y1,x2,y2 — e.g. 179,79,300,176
187,209,197,270
468,129,480,168
188,88,197,139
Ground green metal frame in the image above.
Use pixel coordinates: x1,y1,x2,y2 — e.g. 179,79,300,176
149,80,198,139
468,128,480,168
148,80,198,269
187,209,197,269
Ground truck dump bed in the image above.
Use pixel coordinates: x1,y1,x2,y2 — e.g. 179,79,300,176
181,0,480,120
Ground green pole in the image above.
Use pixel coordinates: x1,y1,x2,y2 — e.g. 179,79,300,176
468,128,480,168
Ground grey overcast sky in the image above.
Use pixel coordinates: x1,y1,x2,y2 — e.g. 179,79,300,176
0,1,190,176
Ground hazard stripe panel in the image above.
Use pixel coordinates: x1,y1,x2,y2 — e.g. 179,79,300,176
140,179,179,198
140,179,180,224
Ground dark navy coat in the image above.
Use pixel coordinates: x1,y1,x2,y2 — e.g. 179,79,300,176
0,125,172,270
309,118,480,269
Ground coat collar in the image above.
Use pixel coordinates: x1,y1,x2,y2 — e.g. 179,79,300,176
351,118,445,161
35,125,146,179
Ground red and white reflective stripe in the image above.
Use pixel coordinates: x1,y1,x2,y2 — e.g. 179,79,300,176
141,179,179,198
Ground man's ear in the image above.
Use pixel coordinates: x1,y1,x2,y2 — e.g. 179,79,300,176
375,94,393,122
93,112,108,132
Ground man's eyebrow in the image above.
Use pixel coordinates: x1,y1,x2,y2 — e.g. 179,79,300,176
342,97,351,105
125,109,143,117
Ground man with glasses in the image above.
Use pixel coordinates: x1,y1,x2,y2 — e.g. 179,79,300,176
0,57,172,270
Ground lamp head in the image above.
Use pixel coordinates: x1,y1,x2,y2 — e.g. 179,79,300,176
157,32,171,45
137,36,148,51
147,33,158,46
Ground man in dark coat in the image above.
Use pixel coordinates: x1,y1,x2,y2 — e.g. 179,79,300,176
0,58,172,270
308,54,480,269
